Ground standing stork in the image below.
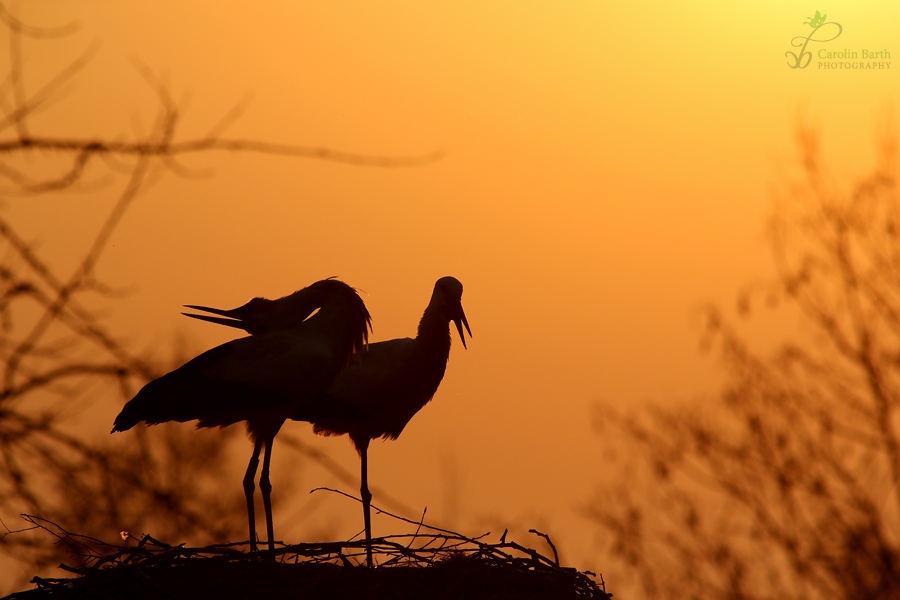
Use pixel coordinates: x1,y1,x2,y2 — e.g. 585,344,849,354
184,276,471,566
112,279,371,553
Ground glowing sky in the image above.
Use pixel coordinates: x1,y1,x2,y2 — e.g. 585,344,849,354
9,0,898,582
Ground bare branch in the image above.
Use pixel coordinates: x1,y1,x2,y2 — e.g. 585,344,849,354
589,122,900,600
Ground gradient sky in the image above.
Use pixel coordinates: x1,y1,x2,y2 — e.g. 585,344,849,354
9,0,899,582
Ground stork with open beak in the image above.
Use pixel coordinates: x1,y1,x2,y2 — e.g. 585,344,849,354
183,276,471,567
112,278,371,553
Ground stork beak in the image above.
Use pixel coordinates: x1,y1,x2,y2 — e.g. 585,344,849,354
453,303,472,350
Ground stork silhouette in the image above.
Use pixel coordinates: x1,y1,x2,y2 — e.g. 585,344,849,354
185,277,471,566
112,278,371,552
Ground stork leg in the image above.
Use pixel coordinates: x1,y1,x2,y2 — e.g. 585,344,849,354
243,439,264,552
359,439,373,567
260,438,276,552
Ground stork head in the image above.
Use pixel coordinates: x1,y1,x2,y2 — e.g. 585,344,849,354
182,278,371,356
303,278,372,355
432,276,472,349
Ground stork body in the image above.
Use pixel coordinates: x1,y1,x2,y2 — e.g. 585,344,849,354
184,277,471,566
112,279,371,552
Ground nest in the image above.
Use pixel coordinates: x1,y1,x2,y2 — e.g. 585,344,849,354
6,516,611,600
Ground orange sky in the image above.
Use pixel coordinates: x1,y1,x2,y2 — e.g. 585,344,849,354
8,0,899,584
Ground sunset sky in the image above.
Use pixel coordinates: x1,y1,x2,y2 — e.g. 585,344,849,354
7,0,898,587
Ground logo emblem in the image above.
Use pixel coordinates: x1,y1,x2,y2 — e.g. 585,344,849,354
787,12,842,69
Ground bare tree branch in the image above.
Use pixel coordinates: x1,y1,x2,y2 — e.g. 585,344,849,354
0,6,443,594
589,121,900,600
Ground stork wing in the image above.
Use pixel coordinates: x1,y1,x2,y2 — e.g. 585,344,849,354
113,329,341,432
329,339,418,399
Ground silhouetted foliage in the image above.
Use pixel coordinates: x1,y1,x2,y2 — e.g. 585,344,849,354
588,121,900,600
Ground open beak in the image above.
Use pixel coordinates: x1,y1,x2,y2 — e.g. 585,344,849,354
453,302,473,350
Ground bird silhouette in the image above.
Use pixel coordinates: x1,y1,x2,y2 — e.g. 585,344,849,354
184,276,471,566
112,278,371,553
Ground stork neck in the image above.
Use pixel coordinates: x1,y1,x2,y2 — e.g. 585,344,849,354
416,305,452,353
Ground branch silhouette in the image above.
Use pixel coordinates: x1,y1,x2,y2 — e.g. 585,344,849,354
0,7,442,594
588,120,900,600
